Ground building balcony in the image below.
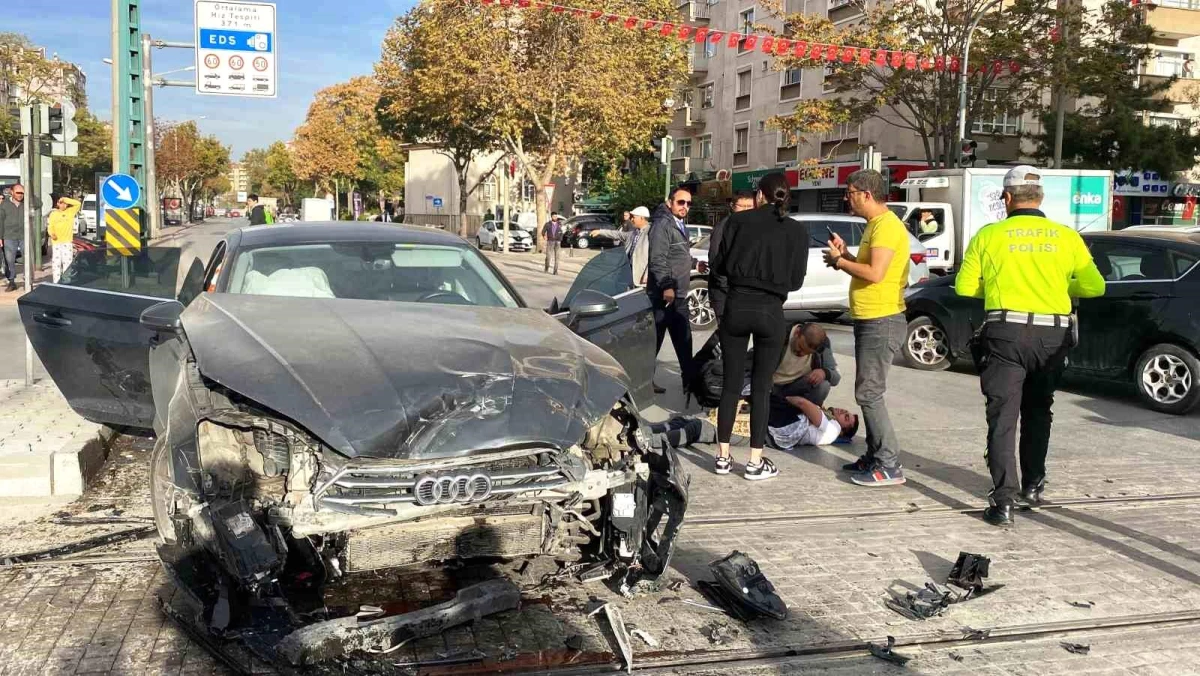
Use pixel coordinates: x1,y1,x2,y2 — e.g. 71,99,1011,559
688,51,710,77
678,0,713,22
1139,72,1200,103
672,105,706,129
1142,2,1200,40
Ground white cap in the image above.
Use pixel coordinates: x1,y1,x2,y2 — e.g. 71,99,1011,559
630,206,651,218
1004,165,1043,188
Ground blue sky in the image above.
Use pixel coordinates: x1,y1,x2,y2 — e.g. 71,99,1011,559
8,0,416,158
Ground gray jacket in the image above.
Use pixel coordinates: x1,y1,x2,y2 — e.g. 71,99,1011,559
0,195,41,241
646,203,691,299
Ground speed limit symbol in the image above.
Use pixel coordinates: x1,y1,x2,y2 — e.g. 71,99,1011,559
253,56,269,71
204,54,219,69
229,55,244,70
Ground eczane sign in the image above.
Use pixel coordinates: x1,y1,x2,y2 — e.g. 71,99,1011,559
194,1,277,98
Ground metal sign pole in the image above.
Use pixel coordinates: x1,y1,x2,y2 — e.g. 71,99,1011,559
22,131,34,386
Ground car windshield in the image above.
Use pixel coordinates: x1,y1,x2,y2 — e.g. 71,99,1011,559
226,242,520,307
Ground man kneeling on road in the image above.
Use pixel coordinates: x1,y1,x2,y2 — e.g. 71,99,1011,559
769,322,841,406
768,395,859,450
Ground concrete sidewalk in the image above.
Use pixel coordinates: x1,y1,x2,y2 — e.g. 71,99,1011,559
0,380,113,499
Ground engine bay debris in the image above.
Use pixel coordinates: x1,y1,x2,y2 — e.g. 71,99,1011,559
702,550,788,621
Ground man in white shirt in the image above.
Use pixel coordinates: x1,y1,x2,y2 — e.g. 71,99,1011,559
768,395,859,451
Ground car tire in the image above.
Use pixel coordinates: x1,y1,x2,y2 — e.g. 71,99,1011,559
812,311,843,323
687,278,718,331
492,239,499,252
903,316,952,371
476,237,483,249
1134,343,1200,415
576,236,590,249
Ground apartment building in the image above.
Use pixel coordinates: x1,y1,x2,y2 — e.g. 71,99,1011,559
0,48,87,109
227,162,250,196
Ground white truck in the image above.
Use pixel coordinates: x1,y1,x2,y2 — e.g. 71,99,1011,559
888,168,1114,275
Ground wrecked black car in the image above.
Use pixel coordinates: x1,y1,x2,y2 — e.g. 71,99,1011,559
20,224,688,637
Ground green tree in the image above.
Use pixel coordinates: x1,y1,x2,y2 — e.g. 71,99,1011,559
240,147,270,194
0,33,66,157
265,141,302,207
610,164,668,219
52,109,110,195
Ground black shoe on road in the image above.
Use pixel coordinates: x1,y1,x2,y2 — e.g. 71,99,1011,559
4,281,15,292
1021,480,1045,505
841,455,871,473
983,503,1015,527
652,382,667,394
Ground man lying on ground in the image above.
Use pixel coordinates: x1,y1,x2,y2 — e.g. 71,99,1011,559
767,395,859,450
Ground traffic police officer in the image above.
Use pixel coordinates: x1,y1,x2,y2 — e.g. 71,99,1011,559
955,165,1107,526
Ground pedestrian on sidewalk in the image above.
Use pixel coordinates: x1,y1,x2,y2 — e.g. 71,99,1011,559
824,169,910,487
623,206,652,286
542,213,563,274
48,194,81,283
648,187,698,396
955,165,1106,527
247,194,268,226
708,190,756,322
709,172,809,481
0,183,40,292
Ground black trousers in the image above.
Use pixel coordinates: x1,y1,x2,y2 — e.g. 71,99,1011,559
978,321,1070,505
655,295,695,388
717,288,787,448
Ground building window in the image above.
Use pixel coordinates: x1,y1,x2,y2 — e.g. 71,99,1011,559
828,0,854,8
780,68,803,101
822,121,860,141
1147,114,1188,131
736,68,752,111
822,64,837,93
676,138,693,159
734,126,749,166
776,133,798,164
700,83,715,108
738,8,755,54
483,176,496,200
699,135,712,160
705,40,718,59
1147,50,1195,78
970,87,1022,135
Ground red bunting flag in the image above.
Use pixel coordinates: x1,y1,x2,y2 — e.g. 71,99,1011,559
904,52,917,69
659,22,675,36
606,14,619,23
551,5,564,12
760,36,775,53
841,46,856,63
920,57,933,70
499,0,511,5
728,32,742,48
950,56,961,72
775,38,791,55
678,25,693,40
1009,61,1021,74
624,16,637,29
934,55,946,71
642,19,657,30
992,61,1003,74
858,49,870,66
518,0,531,6
743,34,759,50
890,51,904,68
571,8,585,17
875,50,888,67
482,0,495,4
793,40,808,58
825,44,839,61
694,27,709,43
809,43,824,59
708,30,725,43
590,9,603,19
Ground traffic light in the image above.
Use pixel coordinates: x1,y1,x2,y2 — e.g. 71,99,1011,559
47,101,78,157
651,136,673,164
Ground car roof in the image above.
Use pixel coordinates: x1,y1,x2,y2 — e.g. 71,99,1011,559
1084,229,1200,252
233,223,466,248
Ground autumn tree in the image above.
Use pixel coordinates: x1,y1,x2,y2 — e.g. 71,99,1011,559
155,121,230,222
292,77,403,217
265,141,302,207
0,33,73,157
240,147,270,194
383,0,688,247
377,5,504,236
53,109,110,195
765,0,1063,167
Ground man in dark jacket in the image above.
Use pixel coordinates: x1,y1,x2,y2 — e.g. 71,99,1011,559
246,194,268,226
0,184,40,291
648,187,696,393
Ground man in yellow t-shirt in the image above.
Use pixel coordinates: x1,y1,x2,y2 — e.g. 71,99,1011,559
955,165,1105,527
823,169,911,488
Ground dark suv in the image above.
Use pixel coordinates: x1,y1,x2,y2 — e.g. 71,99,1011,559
562,215,621,249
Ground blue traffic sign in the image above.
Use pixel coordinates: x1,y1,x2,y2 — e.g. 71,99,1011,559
199,29,273,53
432,198,444,208
102,173,141,209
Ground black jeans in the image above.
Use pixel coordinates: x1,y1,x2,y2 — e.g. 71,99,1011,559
978,321,1070,505
655,295,695,388
717,288,787,448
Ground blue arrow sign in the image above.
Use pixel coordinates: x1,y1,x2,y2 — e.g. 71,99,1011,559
433,198,444,208
102,173,141,209
199,29,273,53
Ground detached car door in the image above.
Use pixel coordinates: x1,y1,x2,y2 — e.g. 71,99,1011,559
18,246,183,428
555,247,657,405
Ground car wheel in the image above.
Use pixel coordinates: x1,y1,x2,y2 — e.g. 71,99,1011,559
576,236,590,249
1134,344,1200,415
476,237,483,249
687,279,718,331
903,316,951,371
812,311,843,323
492,239,500,252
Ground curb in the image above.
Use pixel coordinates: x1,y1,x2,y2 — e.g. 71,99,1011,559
49,425,119,497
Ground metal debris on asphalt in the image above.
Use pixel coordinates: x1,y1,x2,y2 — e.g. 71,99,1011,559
884,582,957,620
1061,642,1091,655
602,604,634,673
961,627,991,640
1068,600,1095,608
868,636,912,666
702,621,738,645
706,550,788,620
631,629,659,648
949,651,964,662
679,598,727,613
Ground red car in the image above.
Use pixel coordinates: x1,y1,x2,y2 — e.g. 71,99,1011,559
229,210,241,218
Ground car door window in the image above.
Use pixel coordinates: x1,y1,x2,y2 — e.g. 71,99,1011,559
562,248,633,308
806,221,861,248
58,247,181,299
1089,242,1173,282
1172,252,1198,278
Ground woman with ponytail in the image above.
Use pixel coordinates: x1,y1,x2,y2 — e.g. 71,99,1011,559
708,172,810,481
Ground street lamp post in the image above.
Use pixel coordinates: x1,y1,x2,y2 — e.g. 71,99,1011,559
955,0,1004,163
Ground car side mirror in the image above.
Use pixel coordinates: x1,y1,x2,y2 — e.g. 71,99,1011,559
567,289,619,324
547,296,561,314
140,300,185,335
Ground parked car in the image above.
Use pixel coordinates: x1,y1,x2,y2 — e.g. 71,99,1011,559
562,214,621,249
476,220,533,252
75,194,97,235
687,214,931,329
902,229,1200,414
229,209,242,218
18,224,684,634
686,224,712,245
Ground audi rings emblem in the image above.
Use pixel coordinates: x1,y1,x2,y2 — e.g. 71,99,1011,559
413,473,493,506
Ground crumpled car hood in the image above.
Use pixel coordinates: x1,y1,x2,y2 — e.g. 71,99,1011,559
181,293,632,460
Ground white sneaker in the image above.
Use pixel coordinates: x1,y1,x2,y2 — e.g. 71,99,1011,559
743,458,779,481
714,455,732,475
